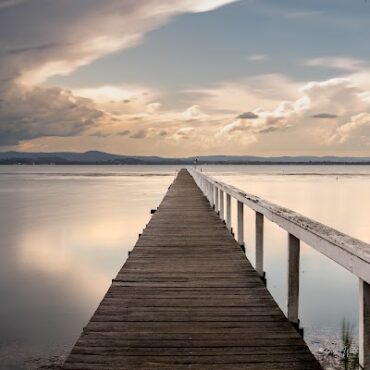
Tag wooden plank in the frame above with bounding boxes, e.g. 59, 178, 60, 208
63, 169, 321, 369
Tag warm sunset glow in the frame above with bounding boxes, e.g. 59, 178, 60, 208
1, 0, 370, 155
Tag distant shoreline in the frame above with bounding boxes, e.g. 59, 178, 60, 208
2, 161, 370, 165
1, 151, 370, 165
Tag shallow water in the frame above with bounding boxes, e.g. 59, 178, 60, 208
0, 164, 369, 367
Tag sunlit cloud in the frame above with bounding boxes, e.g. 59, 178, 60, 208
216, 77, 370, 153
0, 0, 240, 86
1, 0, 370, 156
186, 74, 303, 114
328, 113, 370, 145
146, 102, 162, 113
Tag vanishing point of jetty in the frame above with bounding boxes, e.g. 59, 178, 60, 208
63, 169, 370, 370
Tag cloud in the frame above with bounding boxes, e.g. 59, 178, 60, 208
237, 112, 259, 119
0, 0, 369, 157
130, 129, 147, 139
0, 82, 107, 145
218, 77, 370, 153
301, 78, 367, 115
116, 130, 131, 136
0, 0, 239, 85
311, 113, 338, 119
305, 57, 368, 72
329, 113, 370, 145
4, 73, 370, 155
146, 102, 161, 113
0, 0, 26, 10
12, 72, 370, 156
0, 1, 239, 147
187, 74, 303, 114
284, 10, 322, 19
72, 84, 158, 115
222, 103, 294, 135
247, 54, 268, 62
183, 105, 207, 120
174, 127, 195, 139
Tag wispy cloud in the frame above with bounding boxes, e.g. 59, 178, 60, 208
246, 54, 268, 62
305, 57, 368, 72
0, 0, 27, 10
130, 130, 147, 139
0, 0, 240, 85
283, 10, 322, 19
0, 0, 241, 148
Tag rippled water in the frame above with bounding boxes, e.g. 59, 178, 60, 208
0, 164, 369, 367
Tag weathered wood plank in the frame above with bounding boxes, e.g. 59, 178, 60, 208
63, 169, 320, 369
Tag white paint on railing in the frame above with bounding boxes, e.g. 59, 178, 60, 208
226, 193, 232, 231
287, 233, 300, 325
189, 168, 370, 283
237, 200, 244, 247
189, 168, 370, 369
360, 279, 370, 369
255, 212, 264, 277
214, 185, 219, 212
220, 190, 224, 220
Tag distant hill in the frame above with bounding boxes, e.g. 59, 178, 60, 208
0, 151, 184, 164
0, 151, 369, 165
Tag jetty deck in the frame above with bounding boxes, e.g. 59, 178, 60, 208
63, 169, 321, 370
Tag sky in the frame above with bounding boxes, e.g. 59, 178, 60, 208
0, 0, 370, 157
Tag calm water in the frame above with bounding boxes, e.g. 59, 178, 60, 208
0, 164, 369, 367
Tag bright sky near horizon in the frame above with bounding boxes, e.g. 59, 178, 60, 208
0, 0, 370, 156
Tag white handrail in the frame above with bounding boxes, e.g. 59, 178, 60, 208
188, 168, 370, 369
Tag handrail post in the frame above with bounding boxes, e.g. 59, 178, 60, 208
237, 201, 245, 251
214, 186, 219, 213
226, 193, 231, 231
359, 279, 370, 369
219, 190, 224, 220
287, 233, 301, 332
255, 212, 265, 281
210, 182, 214, 207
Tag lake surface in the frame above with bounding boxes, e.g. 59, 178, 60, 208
0, 164, 369, 368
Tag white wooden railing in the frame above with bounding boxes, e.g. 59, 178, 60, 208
189, 168, 370, 369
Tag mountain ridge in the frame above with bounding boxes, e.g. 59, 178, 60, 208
1, 151, 370, 164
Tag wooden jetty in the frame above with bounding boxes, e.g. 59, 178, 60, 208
63, 169, 323, 369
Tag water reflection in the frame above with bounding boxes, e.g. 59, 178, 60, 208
0, 165, 175, 367
1, 164, 369, 367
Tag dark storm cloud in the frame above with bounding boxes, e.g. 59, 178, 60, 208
311, 113, 338, 119
0, 0, 238, 146
237, 111, 259, 119
0, 83, 106, 145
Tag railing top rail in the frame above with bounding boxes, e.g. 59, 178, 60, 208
189, 168, 370, 283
